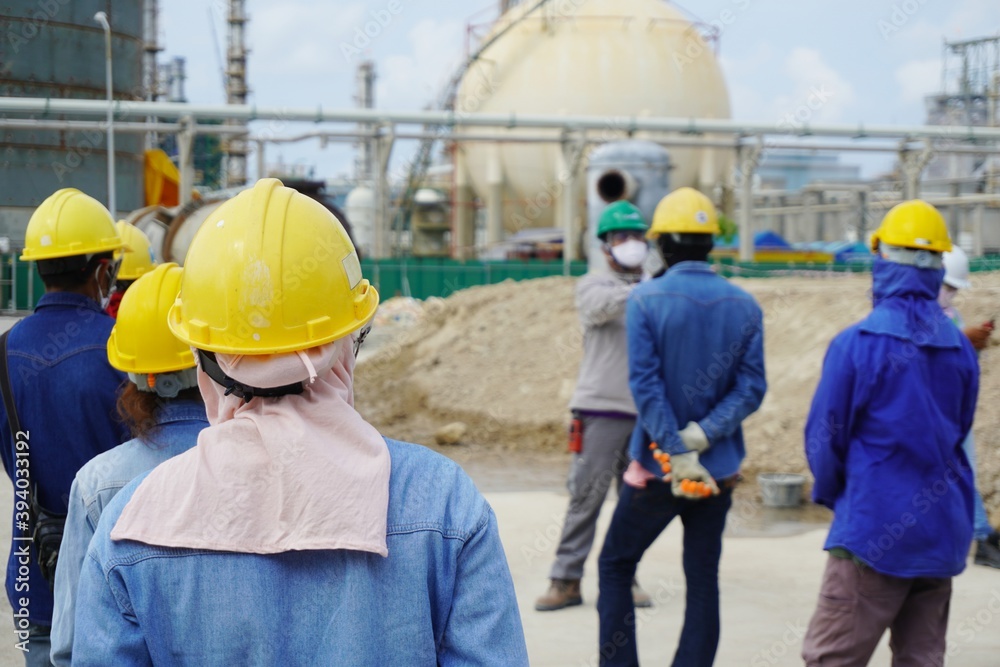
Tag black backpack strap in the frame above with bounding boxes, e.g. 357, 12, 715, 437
0, 328, 23, 441
0, 326, 65, 587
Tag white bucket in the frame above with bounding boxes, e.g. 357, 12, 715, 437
758, 473, 806, 508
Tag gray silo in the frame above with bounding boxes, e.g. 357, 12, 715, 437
0, 0, 145, 241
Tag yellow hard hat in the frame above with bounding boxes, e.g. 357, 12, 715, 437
20, 189, 125, 261
871, 200, 952, 254
116, 221, 157, 281
168, 178, 379, 355
647, 187, 720, 239
108, 263, 195, 374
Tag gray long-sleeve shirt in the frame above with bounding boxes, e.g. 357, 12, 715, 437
568, 270, 638, 415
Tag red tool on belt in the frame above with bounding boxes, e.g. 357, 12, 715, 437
568, 414, 583, 453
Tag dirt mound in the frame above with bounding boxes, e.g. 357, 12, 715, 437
355, 272, 1000, 522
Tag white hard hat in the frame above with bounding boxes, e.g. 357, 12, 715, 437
943, 246, 971, 290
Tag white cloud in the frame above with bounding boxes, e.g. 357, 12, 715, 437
895, 58, 940, 105
376, 18, 465, 110
890, 0, 1000, 54
944, 0, 1000, 38
771, 47, 856, 124
718, 44, 774, 120
250, 2, 367, 79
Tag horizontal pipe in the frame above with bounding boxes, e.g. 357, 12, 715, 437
4, 97, 1000, 141
3, 117, 999, 158
750, 195, 1000, 216
0, 119, 246, 135
258, 131, 1000, 156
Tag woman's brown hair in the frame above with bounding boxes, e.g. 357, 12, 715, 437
117, 382, 202, 444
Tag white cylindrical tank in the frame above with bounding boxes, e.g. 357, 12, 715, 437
454, 0, 732, 233
345, 185, 376, 258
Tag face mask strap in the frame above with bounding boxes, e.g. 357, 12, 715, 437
94, 257, 121, 308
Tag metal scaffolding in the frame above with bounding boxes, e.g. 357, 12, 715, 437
223, 0, 249, 187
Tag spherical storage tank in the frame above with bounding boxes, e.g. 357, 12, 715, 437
454, 0, 732, 234
0, 1, 144, 239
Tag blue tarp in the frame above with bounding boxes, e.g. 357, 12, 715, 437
716, 230, 792, 250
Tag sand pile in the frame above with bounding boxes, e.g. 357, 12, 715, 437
355, 272, 1000, 520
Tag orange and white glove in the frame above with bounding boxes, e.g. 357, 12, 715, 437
670, 451, 719, 499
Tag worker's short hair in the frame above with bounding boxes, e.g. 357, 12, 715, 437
38, 251, 113, 290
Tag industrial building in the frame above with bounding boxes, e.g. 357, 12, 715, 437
2, 0, 1000, 282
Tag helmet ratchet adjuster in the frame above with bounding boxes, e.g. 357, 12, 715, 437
197, 350, 305, 404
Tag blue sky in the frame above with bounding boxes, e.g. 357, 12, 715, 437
159, 0, 1000, 180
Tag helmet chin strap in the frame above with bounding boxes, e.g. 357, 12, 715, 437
197, 350, 304, 404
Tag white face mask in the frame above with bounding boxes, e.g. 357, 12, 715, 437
610, 239, 649, 269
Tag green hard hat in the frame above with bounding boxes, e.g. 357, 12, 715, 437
597, 200, 647, 239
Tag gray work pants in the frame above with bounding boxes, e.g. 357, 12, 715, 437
802, 556, 952, 666
550, 414, 635, 580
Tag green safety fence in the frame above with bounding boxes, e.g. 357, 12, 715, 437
1, 255, 43, 314
359, 258, 589, 300
5, 254, 1000, 311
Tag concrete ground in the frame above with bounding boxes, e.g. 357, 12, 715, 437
495, 491, 1000, 666
0, 485, 994, 666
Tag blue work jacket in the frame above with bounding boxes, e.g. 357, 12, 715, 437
0, 292, 129, 624
806, 259, 979, 578
73, 439, 529, 666
51, 399, 207, 666
627, 261, 767, 480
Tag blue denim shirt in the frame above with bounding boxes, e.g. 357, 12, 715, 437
50, 399, 207, 666
0, 292, 130, 624
73, 439, 529, 666
627, 262, 767, 480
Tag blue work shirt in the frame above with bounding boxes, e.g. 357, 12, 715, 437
627, 261, 767, 480
806, 258, 979, 578
51, 399, 207, 666
73, 439, 528, 666
0, 292, 129, 624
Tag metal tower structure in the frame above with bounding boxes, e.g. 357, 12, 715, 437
223, 0, 249, 186
143, 0, 163, 100
924, 35, 1000, 187
354, 61, 377, 183
143, 0, 164, 149
940, 35, 1000, 127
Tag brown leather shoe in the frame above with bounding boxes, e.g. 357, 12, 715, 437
632, 579, 653, 608
534, 578, 582, 611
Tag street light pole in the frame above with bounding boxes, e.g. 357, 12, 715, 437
93, 11, 116, 216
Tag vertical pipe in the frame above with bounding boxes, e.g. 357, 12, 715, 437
973, 204, 984, 256
373, 126, 395, 259
9, 255, 16, 313
737, 143, 760, 263
857, 190, 869, 243
557, 149, 578, 275
178, 117, 196, 206
486, 146, 504, 248
454, 148, 475, 260
256, 140, 266, 180
95, 13, 116, 216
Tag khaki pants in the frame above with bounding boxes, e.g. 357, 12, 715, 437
802, 555, 952, 666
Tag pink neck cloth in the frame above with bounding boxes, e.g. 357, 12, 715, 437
111, 337, 391, 556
